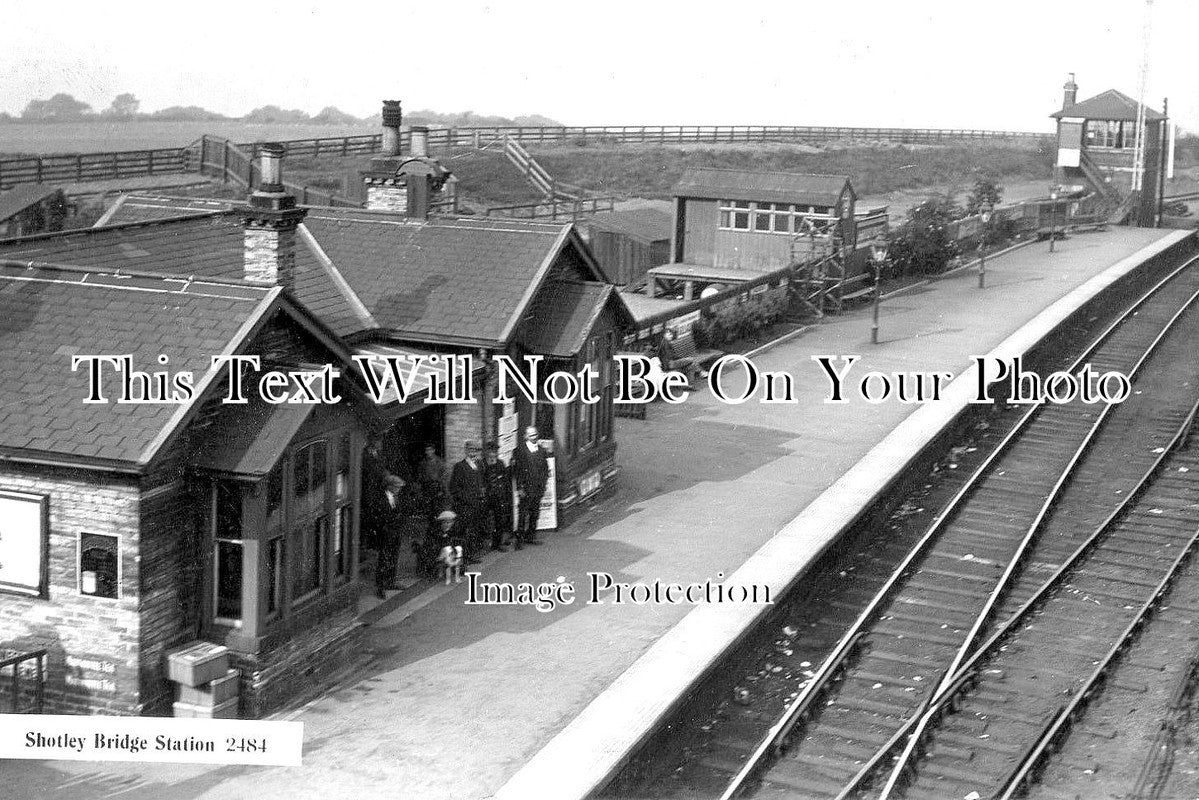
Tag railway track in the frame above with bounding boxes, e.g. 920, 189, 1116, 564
669, 255, 1199, 800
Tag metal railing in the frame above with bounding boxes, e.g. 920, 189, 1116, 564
0, 649, 47, 713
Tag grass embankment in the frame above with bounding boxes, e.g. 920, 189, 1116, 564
275, 140, 1056, 212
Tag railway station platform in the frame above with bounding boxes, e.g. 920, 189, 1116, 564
7, 227, 1194, 800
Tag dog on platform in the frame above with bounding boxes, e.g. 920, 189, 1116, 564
438, 541, 464, 585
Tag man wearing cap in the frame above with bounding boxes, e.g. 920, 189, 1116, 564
375, 474, 415, 599
483, 441, 513, 552
422, 509, 464, 579
512, 426, 550, 547
449, 441, 487, 564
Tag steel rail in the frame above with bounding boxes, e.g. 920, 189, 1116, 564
834, 380, 1199, 800
717, 253, 1199, 800
872, 276, 1199, 800
993, 404, 1199, 798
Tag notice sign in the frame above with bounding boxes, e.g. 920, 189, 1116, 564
0, 714, 303, 766
0, 491, 46, 595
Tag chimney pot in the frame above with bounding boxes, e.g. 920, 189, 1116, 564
411, 126, 429, 158
381, 100, 402, 157
257, 142, 285, 190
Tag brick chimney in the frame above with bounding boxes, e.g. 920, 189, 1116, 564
1062, 73, 1078, 110
238, 143, 307, 290
362, 100, 409, 212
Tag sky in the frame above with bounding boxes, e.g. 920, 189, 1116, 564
3, 0, 1197, 133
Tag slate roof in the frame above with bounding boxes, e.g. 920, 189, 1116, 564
519, 281, 620, 358
302, 209, 578, 347
673, 168, 853, 205
585, 207, 673, 244
97, 194, 234, 226
191, 397, 315, 478
1051, 89, 1165, 122
0, 213, 374, 339
0, 184, 63, 223
0, 262, 273, 469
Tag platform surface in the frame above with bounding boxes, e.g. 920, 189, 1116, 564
6, 228, 1188, 800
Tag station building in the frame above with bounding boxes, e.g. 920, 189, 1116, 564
0, 200, 389, 715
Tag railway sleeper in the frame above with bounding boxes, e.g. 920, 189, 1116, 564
872, 620, 969, 648
911, 562, 1004, 583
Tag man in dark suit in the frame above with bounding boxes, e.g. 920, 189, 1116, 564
449, 441, 487, 564
375, 474, 414, 599
512, 426, 550, 548
483, 441, 513, 552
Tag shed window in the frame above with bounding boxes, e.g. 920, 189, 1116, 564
719, 200, 751, 230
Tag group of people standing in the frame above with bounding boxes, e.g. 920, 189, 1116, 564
362, 426, 552, 598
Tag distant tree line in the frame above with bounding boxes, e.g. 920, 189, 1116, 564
0, 93, 562, 127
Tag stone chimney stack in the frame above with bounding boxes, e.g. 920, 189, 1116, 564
239, 143, 307, 290
360, 100, 452, 218
1063, 73, 1078, 110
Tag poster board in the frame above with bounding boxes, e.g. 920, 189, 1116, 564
0, 491, 47, 596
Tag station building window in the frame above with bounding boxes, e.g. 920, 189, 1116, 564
204, 426, 360, 634
78, 532, 119, 599
213, 480, 244, 625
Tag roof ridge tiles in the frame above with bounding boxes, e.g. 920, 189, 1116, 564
0, 209, 235, 247
0, 258, 269, 300
684, 166, 851, 179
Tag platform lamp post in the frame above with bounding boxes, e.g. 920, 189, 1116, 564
978, 205, 993, 289
871, 241, 888, 345
1048, 190, 1059, 253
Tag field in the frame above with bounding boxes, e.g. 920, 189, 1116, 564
277, 140, 1058, 213
0, 120, 375, 156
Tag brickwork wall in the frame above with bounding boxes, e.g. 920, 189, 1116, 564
231, 610, 364, 718
442, 371, 492, 464
0, 464, 142, 714
137, 454, 205, 715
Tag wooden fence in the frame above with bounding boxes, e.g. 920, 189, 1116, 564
484, 196, 618, 221
0, 148, 188, 189
0, 124, 1050, 190
188, 135, 360, 207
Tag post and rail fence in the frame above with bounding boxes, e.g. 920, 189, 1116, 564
0, 124, 1054, 191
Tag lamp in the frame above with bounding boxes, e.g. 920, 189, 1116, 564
1049, 190, 1059, 253
978, 206, 993, 288
870, 242, 889, 345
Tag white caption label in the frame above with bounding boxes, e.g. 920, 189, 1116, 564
0, 714, 302, 766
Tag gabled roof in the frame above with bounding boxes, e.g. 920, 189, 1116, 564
0, 183, 63, 223
519, 282, 631, 358
585, 207, 673, 244
0, 199, 618, 353
1051, 89, 1165, 122
673, 168, 853, 206
0, 261, 276, 471
301, 208, 603, 348
0, 212, 375, 338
